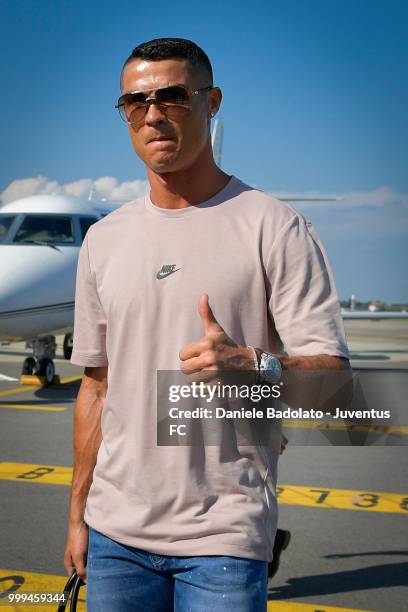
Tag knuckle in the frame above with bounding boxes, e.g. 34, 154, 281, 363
204, 350, 216, 365
75, 561, 85, 574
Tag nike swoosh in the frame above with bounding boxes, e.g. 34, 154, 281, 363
156, 268, 181, 280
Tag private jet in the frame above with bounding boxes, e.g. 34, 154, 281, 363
0, 193, 118, 382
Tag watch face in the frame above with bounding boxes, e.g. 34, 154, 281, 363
260, 353, 282, 383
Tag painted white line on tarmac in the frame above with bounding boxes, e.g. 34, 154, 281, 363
0, 374, 19, 381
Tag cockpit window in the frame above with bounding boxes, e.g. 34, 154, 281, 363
13, 215, 74, 244
0, 215, 16, 243
79, 216, 98, 241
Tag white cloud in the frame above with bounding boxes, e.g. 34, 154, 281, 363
0, 175, 148, 205
96, 178, 148, 201
62, 179, 94, 199
1, 176, 60, 203
93, 177, 119, 198
1, 176, 406, 210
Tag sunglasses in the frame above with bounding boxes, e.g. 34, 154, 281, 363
115, 85, 213, 125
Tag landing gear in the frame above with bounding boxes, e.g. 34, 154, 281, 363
22, 356, 36, 375
63, 333, 73, 360
35, 358, 55, 385
23, 335, 57, 385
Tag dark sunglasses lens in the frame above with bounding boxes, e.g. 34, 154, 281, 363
117, 93, 147, 123
129, 92, 148, 104
157, 86, 190, 105
118, 92, 147, 107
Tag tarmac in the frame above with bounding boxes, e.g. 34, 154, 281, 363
0, 319, 407, 611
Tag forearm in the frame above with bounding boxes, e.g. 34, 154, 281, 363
182, 335, 352, 412
247, 349, 352, 412
228, 347, 350, 372
265, 352, 352, 412
278, 354, 350, 372
69, 369, 107, 524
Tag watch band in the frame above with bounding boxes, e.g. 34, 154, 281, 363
246, 345, 260, 383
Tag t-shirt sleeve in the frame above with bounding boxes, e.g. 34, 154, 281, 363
266, 213, 349, 358
70, 229, 109, 367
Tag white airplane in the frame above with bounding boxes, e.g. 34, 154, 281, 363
1, 119, 406, 384
0, 193, 119, 382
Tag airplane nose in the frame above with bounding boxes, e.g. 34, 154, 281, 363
0, 245, 78, 341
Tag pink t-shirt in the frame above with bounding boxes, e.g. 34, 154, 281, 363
70, 175, 349, 561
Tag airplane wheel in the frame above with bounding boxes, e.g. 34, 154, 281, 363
35, 358, 55, 385
22, 356, 36, 375
63, 333, 73, 360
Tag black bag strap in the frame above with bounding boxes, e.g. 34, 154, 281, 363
57, 571, 85, 612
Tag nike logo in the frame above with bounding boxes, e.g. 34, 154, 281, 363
156, 264, 181, 280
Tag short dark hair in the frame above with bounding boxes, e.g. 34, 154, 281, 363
120, 37, 213, 90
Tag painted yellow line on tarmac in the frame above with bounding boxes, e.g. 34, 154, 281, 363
0, 403, 66, 412
0, 568, 371, 612
277, 484, 408, 514
268, 602, 372, 612
0, 568, 86, 611
59, 375, 83, 384
1, 462, 407, 515
0, 375, 82, 399
0, 385, 38, 398
0, 376, 82, 397
0, 463, 73, 486
283, 419, 408, 436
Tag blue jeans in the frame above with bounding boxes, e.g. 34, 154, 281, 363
86, 526, 268, 611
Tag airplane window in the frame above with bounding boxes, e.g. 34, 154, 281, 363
13, 215, 74, 244
0, 215, 16, 243
79, 216, 98, 241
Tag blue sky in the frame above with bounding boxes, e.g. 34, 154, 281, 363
0, 0, 407, 302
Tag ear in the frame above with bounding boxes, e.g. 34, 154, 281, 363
209, 86, 222, 117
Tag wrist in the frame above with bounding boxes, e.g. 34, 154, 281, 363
254, 348, 262, 365
246, 346, 260, 383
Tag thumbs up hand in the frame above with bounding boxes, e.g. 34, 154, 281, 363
198, 292, 224, 336
179, 293, 255, 382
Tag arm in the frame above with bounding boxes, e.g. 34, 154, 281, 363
272, 353, 348, 372
64, 365, 108, 582
181, 331, 352, 412
253, 350, 352, 413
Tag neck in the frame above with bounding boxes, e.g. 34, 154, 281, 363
147, 143, 231, 209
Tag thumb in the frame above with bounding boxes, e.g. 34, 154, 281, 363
199, 294, 223, 335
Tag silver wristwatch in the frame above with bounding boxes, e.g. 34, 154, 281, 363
258, 351, 282, 385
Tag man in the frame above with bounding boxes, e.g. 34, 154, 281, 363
64, 38, 350, 611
